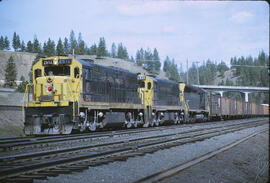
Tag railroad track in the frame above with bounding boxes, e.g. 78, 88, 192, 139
135, 128, 268, 183
0, 119, 267, 183
0, 118, 264, 153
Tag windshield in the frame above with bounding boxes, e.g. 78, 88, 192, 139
139, 81, 145, 88
44, 66, 70, 76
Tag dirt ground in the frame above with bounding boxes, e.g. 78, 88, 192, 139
159, 130, 269, 183
0, 109, 24, 138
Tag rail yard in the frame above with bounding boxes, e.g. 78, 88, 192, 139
0, 55, 268, 183
0, 117, 268, 182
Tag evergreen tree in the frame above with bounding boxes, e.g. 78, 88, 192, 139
97, 37, 108, 57
111, 42, 116, 58
130, 56, 135, 62
135, 48, 144, 66
69, 30, 77, 54
88, 43, 97, 55
163, 56, 170, 72
33, 37, 42, 54
12, 32, 21, 51
20, 41, 25, 52
144, 48, 155, 73
63, 37, 69, 55
12, 32, 18, 51
5, 56, 17, 87
77, 33, 86, 55
153, 48, 161, 72
16, 76, 29, 93
217, 61, 229, 77
56, 38, 64, 56
26, 41, 33, 52
0, 36, 4, 50
43, 38, 56, 56
4, 36, 10, 50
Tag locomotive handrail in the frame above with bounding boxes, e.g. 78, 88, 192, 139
22, 83, 33, 122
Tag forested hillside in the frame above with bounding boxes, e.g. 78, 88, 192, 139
182, 51, 269, 103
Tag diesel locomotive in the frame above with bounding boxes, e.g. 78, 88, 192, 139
23, 56, 268, 135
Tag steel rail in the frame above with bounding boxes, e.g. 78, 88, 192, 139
0, 119, 267, 182
134, 128, 268, 183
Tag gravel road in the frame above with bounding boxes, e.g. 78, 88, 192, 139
35, 121, 269, 183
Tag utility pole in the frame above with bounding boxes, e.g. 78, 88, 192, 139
195, 61, 200, 85
186, 59, 189, 84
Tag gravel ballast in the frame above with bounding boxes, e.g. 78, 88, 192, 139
35, 121, 269, 183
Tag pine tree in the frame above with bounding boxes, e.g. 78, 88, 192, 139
5, 56, 17, 87
16, 75, 29, 93
56, 38, 64, 56
63, 37, 69, 55
153, 48, 161, 72
33, 37, 41, 54
12, 32, 18, 51
88, 44, 97, 55
26, 41, 33, 52
43, 38, 55, 56
12, 32, 20, 51
130, 56, 135, 62
4, 36, 10, 50
163, 56, 170, 72
97, 37, 108, 57
77, 33, 85, 55
144, 48, 155, 73
111, 43, 116, 58
0, 36, 4, 50
69, 30, 77, 54
20, 41, 25, 52
135, 49, 144, 66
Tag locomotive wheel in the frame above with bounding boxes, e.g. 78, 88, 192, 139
150, 119, 155, 127
126, 122, 132, 128
154, 120, 159, 126
125, 112, 133, 128
89, 122, 96, 131
143, 122, 149, 128
133, 121, 138, 128
173, 114, 179, 125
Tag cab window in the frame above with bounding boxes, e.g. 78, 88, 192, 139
74, 67, 80, 78
34, 69, 41, 79
147, 82, 151, 90
139, 81, 145, 88
44, 66, 70, 76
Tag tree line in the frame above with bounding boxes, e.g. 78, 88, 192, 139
182, 51, 269, 103
1, 31, 182, 82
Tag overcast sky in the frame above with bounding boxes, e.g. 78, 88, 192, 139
0, 0, 268, 69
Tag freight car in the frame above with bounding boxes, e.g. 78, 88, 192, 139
23, 56, 268, 135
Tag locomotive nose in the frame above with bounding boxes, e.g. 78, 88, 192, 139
48, 86, 53, 91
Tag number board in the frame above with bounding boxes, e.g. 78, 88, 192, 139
58, 59, 72, 64
137, 75, 146, 80
42, 59, 53, 65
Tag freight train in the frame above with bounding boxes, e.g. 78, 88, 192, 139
22, 56, 269, 135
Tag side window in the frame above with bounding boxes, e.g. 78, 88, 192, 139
74, 67, 80, 78
147, 82, 151, 90
34, 69, 41, 79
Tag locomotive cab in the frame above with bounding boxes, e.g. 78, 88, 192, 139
23, 57, 82, 135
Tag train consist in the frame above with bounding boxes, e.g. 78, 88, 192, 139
23, 56, 269, 135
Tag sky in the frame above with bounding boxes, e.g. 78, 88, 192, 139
0, 0, 269, 70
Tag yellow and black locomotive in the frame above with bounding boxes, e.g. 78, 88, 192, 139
23, 56, 186, 135
23, 56, 268, 135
